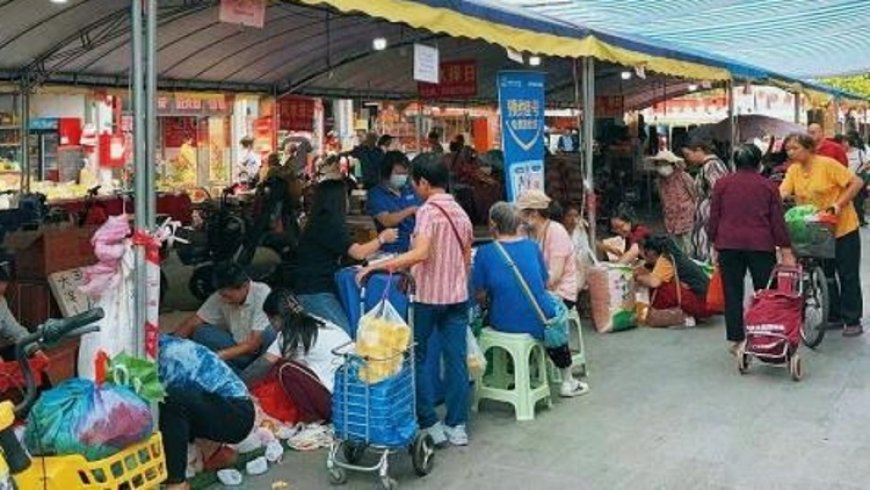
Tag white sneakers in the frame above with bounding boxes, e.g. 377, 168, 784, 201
560, 378, 590, 398
444, 424, 469, 446
423, 422, 468, 447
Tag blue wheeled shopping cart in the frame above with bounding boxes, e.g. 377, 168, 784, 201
327, 270, 435, 489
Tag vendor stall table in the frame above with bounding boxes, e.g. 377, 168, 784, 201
53, 192, 193, 225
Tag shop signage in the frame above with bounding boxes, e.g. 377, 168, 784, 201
497, 71, 546, 201
413, 44, 440, 84
418, 60, 477, 99
219, 0, 266, 28
277, 96, 315, 132
157, 94, 231, 116
595, 95, 625, 118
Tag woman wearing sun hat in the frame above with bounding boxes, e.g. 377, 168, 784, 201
648, 149, 697, 254
515, 189, 579, 309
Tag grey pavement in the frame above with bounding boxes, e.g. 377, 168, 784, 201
162, 230, 870, 490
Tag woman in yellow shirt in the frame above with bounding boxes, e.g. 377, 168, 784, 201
780, 133, 865, 337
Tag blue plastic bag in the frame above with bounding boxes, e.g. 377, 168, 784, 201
25, 378, 153, 461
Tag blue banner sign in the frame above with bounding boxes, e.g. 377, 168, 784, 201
497, 71, 546, 202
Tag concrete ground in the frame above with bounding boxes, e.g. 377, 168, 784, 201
161, 231, 870, 490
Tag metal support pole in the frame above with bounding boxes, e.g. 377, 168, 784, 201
415, 101, 422, 153
727, 80, 736, 169
131, 0, 147, 360
19, 79, 29, 192
582, 57, 595, 246
146, 0, 157, 228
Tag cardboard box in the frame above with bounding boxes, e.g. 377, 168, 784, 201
5, 225, 98, 280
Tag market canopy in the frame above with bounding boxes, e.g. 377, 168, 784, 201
0, 0, 858, 104
500, 0, 870, 79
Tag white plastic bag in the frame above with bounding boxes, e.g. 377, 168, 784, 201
78, 216, 136, 380
355, 299, 410, 383
466, 327, 486, 380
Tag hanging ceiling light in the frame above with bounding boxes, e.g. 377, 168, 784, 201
528, 56, 542, 66
50, 0, 68, 3
620, 71, 632, 80
687, 84, 699, 92
372, 37, 388, 51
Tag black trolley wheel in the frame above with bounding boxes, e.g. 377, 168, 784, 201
411, 433, 435, 477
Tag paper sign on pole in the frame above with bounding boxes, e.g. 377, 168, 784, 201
219, 0, 267, 28
413, 44, 440, 84
498, 71, 546, 201
506, 48, 524, 64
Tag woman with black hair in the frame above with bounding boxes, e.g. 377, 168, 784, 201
242, 289, 350, 423
682, 137, 730, 262
291, 175, 398, 332
709, 144, 794, 353
601, 208, 651, 264
635, 235, 712, 325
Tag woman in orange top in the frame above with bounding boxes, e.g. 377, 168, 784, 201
780, 133, 865, 337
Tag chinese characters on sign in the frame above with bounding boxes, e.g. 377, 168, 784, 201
418, 60, 477, 99
277, 96, 315, 132
498, 71, 546, 201
156, 94, 230, 116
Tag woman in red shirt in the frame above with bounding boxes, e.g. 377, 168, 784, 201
708, 144, 795, 354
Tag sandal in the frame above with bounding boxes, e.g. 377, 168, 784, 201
203, 445, 238, 472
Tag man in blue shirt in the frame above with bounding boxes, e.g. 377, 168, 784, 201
367, 151, 422, 254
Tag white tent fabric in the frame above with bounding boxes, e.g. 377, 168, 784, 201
502, 0, 870, 78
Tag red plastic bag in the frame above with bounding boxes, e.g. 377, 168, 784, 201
250, 368, 299, 424
706, 267, 725, 314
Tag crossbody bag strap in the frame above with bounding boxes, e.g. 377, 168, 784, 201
429, 201, 471, 269
493, 241, 549, 325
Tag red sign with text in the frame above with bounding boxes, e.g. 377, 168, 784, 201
418, 60, 477, 99
595, 96, 625, 118
277, 97, 315, 132
219, 0, 266, 28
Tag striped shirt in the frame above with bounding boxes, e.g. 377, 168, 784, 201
412, 193, 473, 305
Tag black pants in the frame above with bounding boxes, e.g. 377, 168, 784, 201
160, 387, 255, 483
718, 249, 777, 342
825, 230, 863, 327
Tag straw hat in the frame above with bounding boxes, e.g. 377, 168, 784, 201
646, 149, 685, 165
515, 189, 552, 210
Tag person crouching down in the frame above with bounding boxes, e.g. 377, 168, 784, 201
241, 289, 351, 423
635, 235, 712, 326
174, 262, 276, 372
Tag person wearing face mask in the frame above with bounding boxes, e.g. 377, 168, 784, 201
516, 190, 579, 310
649, 150, 696, 254
368, 151, 422, 254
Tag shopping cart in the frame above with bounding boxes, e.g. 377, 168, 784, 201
326, 270, 435, 489
736, 266, 805, 381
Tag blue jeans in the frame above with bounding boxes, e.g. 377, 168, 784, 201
192, 325, 277, 372
414, 302, 469, 429
297, 293, 352, 334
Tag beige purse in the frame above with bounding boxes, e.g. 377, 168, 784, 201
644, 255, 687, 328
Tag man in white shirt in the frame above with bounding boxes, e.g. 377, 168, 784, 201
237, 136, 261, 183
174, 262, 275, 371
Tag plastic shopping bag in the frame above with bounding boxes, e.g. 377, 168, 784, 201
466, 327, 487, 380
100, 352, 167, 403
706, 267, 725, 314
25, 378, 153, 461
355, 298, 411, 383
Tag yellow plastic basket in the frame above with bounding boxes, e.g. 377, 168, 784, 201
22, 431, 166, 490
